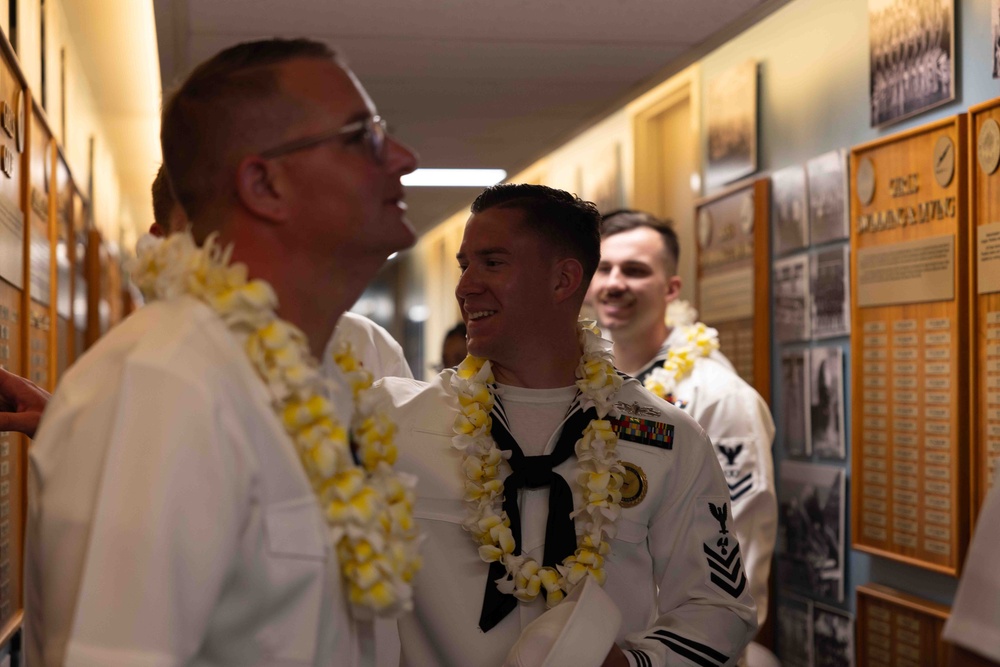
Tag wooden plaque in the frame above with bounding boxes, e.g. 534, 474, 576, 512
54, 153, 71, 379
856, 583, 950, 667
968, 97, 1000, 520
0, 38, 28, 645
25, 105, 55, 391
849, 115, 970, 575
694, 177, 771, 403
0, 281, 23, 643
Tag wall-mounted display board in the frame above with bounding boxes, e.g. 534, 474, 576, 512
26, 104, 53, 392
54, 152, 71, 379
969, 97, 1000, 519
856, 583, 950, 666
694, 177, 771, 402
850, 114, 970, 576
71, 188, 87, 359
0, 43, 24, 648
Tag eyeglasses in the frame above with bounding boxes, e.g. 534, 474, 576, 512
258, 114, 388, 164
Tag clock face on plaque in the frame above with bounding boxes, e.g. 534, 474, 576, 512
857, 157, 876, 206
932, 135, 955, 188
978, 118, 1000, 176
739, 193, 755, 235
697, 209, 713, 250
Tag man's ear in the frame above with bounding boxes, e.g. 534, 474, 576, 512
553, 257, 584, 304
234, 155, 288, 224
665, 274, 683, 305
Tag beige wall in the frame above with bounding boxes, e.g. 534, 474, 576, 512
412, 66, 701, 370
11, 0, 145, 252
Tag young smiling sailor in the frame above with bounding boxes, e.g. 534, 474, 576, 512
373, 184, 757, 667
586, 211, 776, 646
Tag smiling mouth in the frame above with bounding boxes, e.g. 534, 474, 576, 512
467, 310, 496, 321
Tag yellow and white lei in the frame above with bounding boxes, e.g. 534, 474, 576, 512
450, 321, 625, 607
129, 231, 420, 618
643, 322, 719, 403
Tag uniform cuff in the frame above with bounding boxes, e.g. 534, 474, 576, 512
626, 648, 654, 667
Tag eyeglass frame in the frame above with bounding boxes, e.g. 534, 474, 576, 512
257, 114, 388, 164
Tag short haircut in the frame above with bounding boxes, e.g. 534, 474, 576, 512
470, 183, 601, 285
161, 38, 337, 228
445, 322, 467, 339
600, 209, 680, 272
150, 164, 175, 227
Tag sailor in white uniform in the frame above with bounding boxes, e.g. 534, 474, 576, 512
587, 210, 777, 638
375, 185, 757, 667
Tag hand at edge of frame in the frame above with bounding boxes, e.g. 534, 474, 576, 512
0, 366, 51, 438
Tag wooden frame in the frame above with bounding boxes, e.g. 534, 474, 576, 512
856, 583, 950, 666
967, 96, 1000, 523
693, 177, 771, 404
0, 28, 28, 647
849, 114, 970, 576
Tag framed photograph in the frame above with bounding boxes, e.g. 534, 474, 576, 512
774, 254, 811, 343
781, 349, 811, 458
706, 60, 758, 190
810, 246, 851, 339
813, 603, 856, 667
810, 346, 845, 460
777, 595, 813, 667
807, 150, 849, 244
869, 0, 955, 127
777, 461, 846, 602
579, 142, 625, 215
772, 164, 809, 255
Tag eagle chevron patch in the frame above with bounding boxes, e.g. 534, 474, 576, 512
703, 501, 748, 599
610, 415, 674, 449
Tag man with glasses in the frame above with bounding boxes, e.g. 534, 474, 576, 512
26, 38, 417, 666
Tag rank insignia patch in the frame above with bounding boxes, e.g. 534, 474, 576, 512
702, 501, 748, 599
611, 415, 674, 449
620, 461, 648, 508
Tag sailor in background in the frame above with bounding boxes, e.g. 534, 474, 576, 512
587, 210, 777, 654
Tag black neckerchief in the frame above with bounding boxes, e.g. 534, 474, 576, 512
478, 391, 597, 632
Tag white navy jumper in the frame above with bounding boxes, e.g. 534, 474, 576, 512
634, 327, 777, 630
373, 371, 757, 667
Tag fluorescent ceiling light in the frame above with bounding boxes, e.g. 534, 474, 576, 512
402, 169, 507, 187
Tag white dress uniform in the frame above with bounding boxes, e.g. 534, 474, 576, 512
329, 312, 413, 381
634, 328, 777, 630
373, 372, 757, 667
25, 296, 365, 667
326, 311, 411, 667
942, 484, 1000, 662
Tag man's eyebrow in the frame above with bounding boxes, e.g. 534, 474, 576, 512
455, 247, 511, 261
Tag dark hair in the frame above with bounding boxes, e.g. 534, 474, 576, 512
161, 38, 337, 226
150, 164, 176, 227
470, 183, 601, 283
600, 209, 680, 271
445, 322, 467, 339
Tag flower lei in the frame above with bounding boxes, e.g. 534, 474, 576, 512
128, 231, 420, 618
643, 322, 719, 404
450, 321, 624, 607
